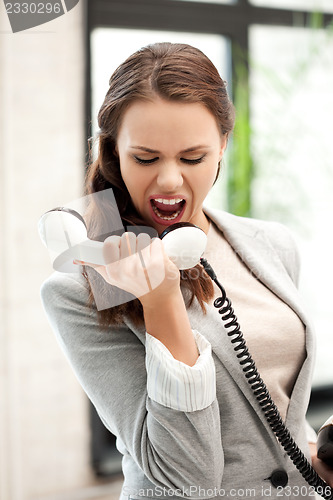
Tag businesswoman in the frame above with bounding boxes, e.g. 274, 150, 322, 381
41, 42, 333, 499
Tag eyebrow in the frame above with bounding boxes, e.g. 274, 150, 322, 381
129, 145, 211, 154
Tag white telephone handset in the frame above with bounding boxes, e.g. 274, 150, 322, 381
38, 207, 207, 272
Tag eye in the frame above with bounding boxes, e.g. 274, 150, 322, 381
181, 155, 206, 165
134, 156, 159, 165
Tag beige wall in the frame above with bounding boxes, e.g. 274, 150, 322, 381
0, 3, 122, 499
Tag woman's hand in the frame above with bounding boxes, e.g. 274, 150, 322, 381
76, 232, 181, 306
76, 231, 199, 365
309, 442, 333, 487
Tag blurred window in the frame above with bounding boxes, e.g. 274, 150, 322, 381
250, 24, 333, 386
249, 0, 333, 12
169, 0, 236, 3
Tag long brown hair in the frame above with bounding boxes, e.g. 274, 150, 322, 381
84, 42, 235, 328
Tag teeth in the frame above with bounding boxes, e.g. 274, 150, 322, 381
154, 198, 184, 205
152, 204, 182, 221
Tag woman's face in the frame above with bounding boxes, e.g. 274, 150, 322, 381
116, 97, 226, 234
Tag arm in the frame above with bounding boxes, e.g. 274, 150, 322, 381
141, 288, 199, 367
86, 233, 199, 366
40, 273, 224, 494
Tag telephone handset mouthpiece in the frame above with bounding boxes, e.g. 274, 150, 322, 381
38, 207, 207, 272
159, 222, 207, 270
317, 415, 333, 466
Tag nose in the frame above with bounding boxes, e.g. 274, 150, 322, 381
156, 162, 183, 192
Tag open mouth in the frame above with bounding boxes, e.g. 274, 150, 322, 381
149, 198, 186, 223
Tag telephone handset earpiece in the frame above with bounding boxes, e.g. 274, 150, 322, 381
38, 207, 107, 273
38, 207, 207, 272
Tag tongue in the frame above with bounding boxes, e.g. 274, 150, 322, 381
152, 199, 184, 213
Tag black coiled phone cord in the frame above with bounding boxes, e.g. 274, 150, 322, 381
200, 257, 333, 500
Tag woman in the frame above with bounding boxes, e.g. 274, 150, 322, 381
41, 42, 333, 499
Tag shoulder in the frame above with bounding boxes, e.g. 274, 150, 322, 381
230, 212, 298, 253
40, 270, 144, 371
205, 206, 297, 243
204, 206, 301, 285
40, 271, 144, 344
40, 271, 90, 313
40, 271, 101, 348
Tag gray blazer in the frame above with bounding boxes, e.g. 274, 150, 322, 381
40, 207, 317, 500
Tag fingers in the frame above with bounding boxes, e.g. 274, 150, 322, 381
103, 235, 121, 264
149, 236, 164, 258
76, 233, 168, 294
103, 232, 153, 265
120, 232, 136, 258
137, 232, 151, 254
142, 238, 166, 290
74, 232, 180, 302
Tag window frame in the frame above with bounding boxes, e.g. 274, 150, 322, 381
83, 0, 333, 215
84, 0, 333, 140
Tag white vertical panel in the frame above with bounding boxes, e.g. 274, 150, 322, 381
249, 0, 333, 13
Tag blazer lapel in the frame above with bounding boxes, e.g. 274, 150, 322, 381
203, 206, 308, 326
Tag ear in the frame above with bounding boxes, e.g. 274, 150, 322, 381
218, 135, 227, 162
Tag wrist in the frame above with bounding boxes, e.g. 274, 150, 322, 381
139, 286, 184, 312
141, 289, 198, 366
